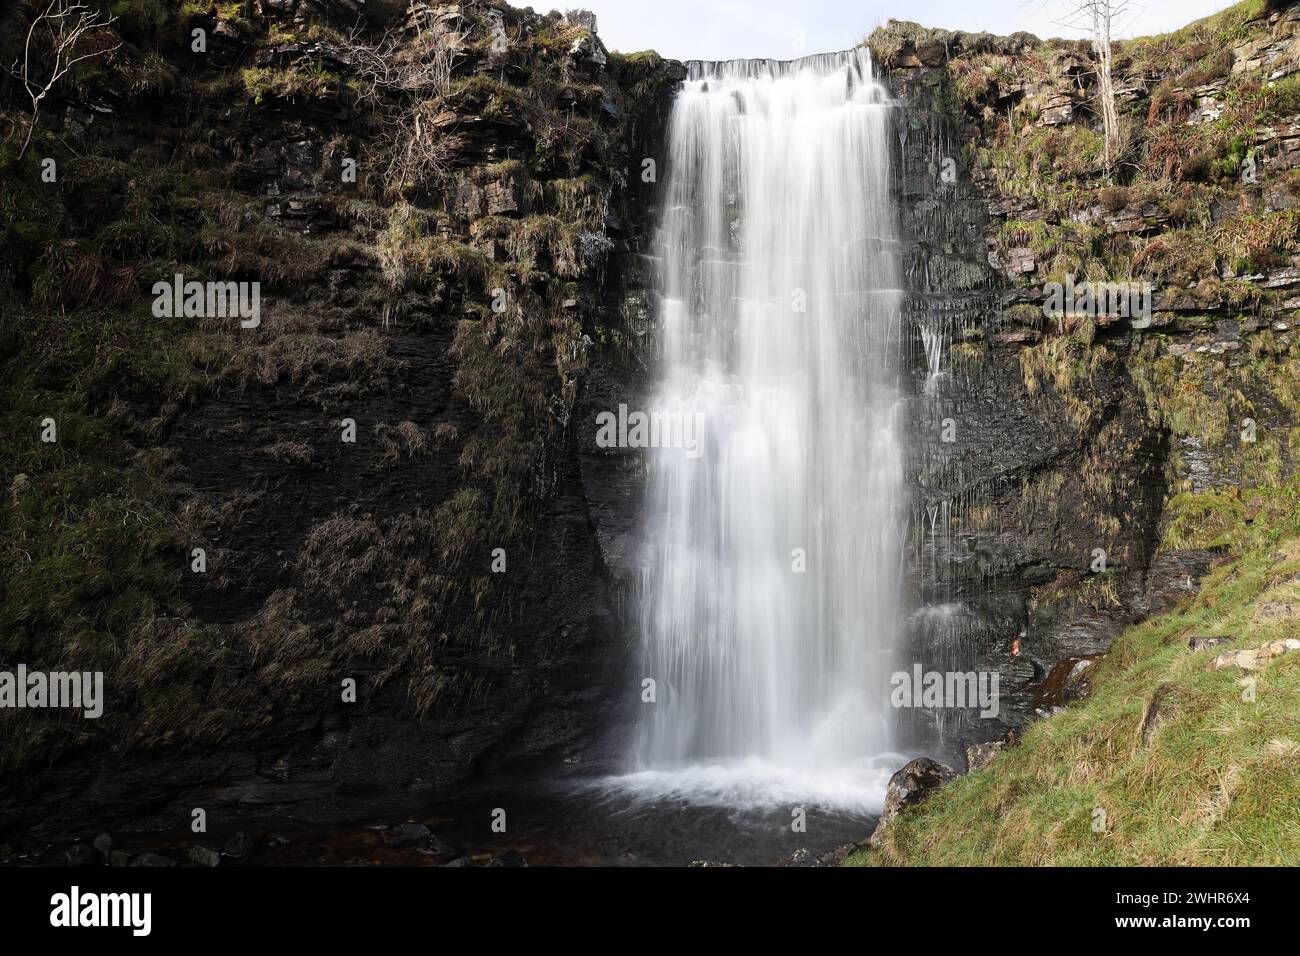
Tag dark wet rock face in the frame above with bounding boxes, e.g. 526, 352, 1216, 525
888, 59, 1169, 754
881, 38, 1264, 760
0, 2, 682, 843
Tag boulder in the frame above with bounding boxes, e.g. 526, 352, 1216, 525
869, 758, 958, 846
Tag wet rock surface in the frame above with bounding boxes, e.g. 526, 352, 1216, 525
0, 1, 682, 845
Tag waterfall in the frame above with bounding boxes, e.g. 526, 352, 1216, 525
620, 49, 908, 812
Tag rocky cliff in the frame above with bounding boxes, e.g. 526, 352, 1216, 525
879, 0, 1300, 758
2, 0, 1297, 854
0, 0, 680, 840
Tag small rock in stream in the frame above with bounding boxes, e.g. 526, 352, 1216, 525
383, 822, 431, 848
419, 834, 458, 858
188, 845, 222, 867
222, 831, 255, 860
44, 844, 97, 868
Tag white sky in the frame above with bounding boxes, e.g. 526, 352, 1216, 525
563, 0, 1242, 60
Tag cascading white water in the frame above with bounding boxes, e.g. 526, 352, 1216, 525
619, 50, 908, 812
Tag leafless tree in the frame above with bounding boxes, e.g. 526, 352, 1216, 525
10, 1, 122, 158
1052, 0, 1142, 173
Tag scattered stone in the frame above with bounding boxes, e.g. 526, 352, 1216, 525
567, 31, 607, 74
1140, 683, 1176, 745
817, 842, 864, 866
688, 860, 738, 867
1036, 92, 1075, 126
109, 850, 131, 868
965, 740, 1005, 773
781, 847, 820, 867
1253, 601, 1298, 622
1207, 638, 1300, 672
420, 834, 458, 858
221, 831, 255, 860
1188, 635, 1233, 651
129, 852, 178, 867
383, 822, 431, 848
44, 844, 97, 868
92, 832, 112, 860
188, 845, 222, 867
442, 857, 472, 867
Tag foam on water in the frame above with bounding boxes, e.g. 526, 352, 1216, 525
591, 753, 908, 816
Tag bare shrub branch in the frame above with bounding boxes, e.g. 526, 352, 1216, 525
10, 1, 122, 157
336, 21, 461, 196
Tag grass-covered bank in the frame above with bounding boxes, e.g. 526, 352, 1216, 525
849, 477, 1300, 866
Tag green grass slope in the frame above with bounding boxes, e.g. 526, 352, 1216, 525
850, 480, 1300, 866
